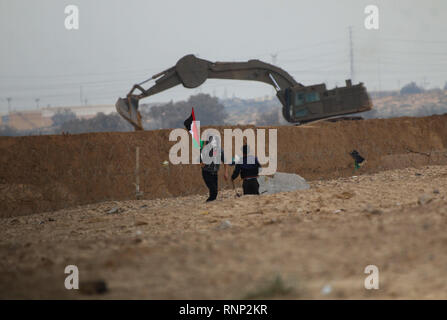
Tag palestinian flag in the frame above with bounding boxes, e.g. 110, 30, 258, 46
184, 108, 203, 149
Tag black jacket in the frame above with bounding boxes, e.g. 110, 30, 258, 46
231, 155, 260, 180
200, 145, 225, 174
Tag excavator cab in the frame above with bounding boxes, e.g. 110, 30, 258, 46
279, 80, 372, 123
116, 54, 372, 130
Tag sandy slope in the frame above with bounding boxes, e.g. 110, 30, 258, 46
1, 165, 447, 299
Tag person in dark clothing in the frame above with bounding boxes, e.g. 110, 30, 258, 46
200, 135, 228, 202
350, 150, 366, 170
231, 145, 261, 195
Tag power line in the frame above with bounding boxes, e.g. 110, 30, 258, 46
370, 37, 447, 45
0, 67, 160, 80
279, 52, 346, 63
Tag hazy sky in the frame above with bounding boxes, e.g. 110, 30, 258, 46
1, 0, 446, 112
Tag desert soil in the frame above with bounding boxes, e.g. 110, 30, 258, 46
1, 165, 447, 299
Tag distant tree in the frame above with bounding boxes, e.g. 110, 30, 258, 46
400, 82, 424, 95
0, 125, 20, 136
256, 109, 280, 126
144, 94, 228, 129
58, 112, 132, 134
0, 125, 49, 136
444, 81, 447, 90
359, 108, 379, 119
51, 109, 77, 126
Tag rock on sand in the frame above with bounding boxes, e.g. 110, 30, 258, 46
258, 172, 310, 195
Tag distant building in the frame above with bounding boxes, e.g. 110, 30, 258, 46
0, 104, 116, 130
0, 110, 52, 131
41, 104, 116, 119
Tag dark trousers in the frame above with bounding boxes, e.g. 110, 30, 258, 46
202, 170, 218, 202
242, 178, 260, 195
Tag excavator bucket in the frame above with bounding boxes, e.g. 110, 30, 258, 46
115, 97, 143, 130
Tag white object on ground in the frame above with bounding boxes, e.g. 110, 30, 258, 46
321, 284, 332, 295
258, 172, 310, 195
216, 220, 232, 230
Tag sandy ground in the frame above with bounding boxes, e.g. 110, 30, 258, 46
1, 165, 447, 299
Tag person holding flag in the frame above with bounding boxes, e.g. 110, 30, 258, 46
184, 108, 229, 202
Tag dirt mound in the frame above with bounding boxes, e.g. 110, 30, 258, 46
1, 115, 446, 217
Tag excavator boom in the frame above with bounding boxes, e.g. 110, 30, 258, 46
116, 54, 372, 130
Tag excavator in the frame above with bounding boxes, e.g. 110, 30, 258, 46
116, 54, 372, 130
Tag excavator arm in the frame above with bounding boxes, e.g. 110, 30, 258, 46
116, 54, 372, 130
116, 54, 302, 130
